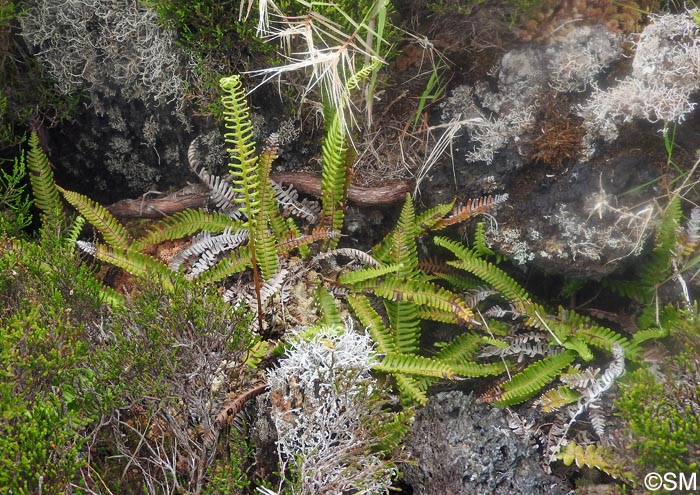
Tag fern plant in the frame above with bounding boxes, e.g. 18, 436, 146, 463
52, 75, 342, 334
320, 189, 675, 411
435, 233, 649, 407
14, 133, 125, 308
324, 193, 510, 405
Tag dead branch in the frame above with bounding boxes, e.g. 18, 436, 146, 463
106, 174, 413, 218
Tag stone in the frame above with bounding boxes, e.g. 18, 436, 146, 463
402, 391, 573, 495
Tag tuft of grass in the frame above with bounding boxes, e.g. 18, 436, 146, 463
243, 0, 395, 133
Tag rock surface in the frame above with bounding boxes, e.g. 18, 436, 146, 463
402, 391, 573, 495
417, 12, 700, 278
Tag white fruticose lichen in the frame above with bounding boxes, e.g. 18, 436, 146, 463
267, 322, 398, 495
579, 9, 700, 146
440, 24, 619, 165
485, 226, 535, 265
554, 202, 652, 262
20, 0, 189, 107
546, 25, 620, 93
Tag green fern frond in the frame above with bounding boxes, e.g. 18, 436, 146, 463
556, 308, 634, 359
316, 286, 342, 327
99, 284, 126, 309
257, 135, 287, 240
254, 230, 278, 280
417, 201, 455, 232
558, 441, 633, 481
496, 351, 576, 407
385, 300, 421, 354
472, 221, 496, 257
64, 216, 85, 255
452, 361, 506, 377
438, 236, 530, 307
637, 302, 689, 332
537, 386, 580, 412
371, 275, 476, 325
132, 209, 242, 251
256, 134, 279, 189
641, 195, 682, 283
601, 279, 649, 300
434, 271, 482, 291
26, 132, 62, 229
347, 294, 395, 354
375, 353, 456, 379
338, 263, 404, 286
435, 332, 484, 362
559, 335, 594, 361
416, 306, 462, 324
372, 201, 455, 263
392, 195, 419, 277
196, 245, 252, 283
320, 107, 349, 248
262, 183, 289, 242
345, 60, 382, 91
78, 242, 178, 291
395, 373, 428, 406
58, 187, 130, 249
373, 409, 413, 453
576, 325, 633, 359
629, 326, 668, 349
220, 76, 260, 226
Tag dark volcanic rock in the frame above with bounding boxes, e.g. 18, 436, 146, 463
403, 391, 573, 495
418, 16, 700, 278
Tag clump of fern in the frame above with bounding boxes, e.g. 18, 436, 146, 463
316, 192, 510, 405
320, 188, 676, 424
52, 69, 391, 338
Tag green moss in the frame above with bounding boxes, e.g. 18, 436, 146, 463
615, 362, 700, 473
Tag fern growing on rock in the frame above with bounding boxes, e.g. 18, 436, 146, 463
319, 189, 674, 414
56, 76, 338, 333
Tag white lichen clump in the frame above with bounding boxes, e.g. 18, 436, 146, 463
20, 0, 188, 107
440, 25, 619, 165
579, 9, 700, 145
267, 323, 397, 495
